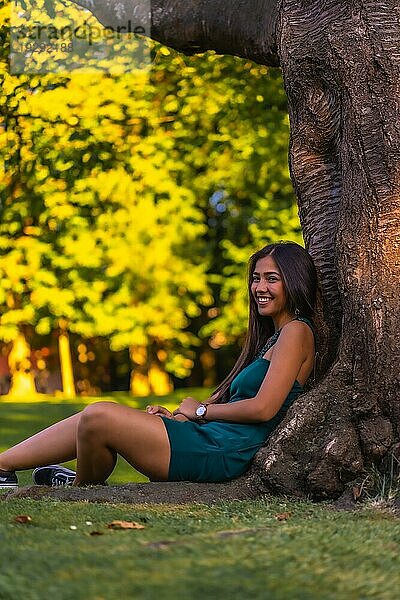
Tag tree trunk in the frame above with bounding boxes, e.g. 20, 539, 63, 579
5, 332, 38, 399
58, 331, 76, 399
130, 345, 173, 396
245, 0, 400, 500
69, 0, 400, 499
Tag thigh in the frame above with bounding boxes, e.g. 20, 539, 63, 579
84, 402, 171, 481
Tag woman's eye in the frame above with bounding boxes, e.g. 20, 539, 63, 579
252, 275, 279, 283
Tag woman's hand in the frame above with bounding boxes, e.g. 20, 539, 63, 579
146, 405, 173, 418
146, 405, 190, 422
173, 397, 202, 421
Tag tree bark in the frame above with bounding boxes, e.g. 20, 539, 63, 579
69, 0, 400, 499
247, 0, 400, 500
73, 0, 280, 65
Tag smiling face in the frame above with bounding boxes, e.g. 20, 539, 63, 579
251, 254, 293, 330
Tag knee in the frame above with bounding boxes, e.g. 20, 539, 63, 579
78, 402, 114, 439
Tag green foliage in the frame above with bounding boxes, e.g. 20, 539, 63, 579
148, 48, 302, 346
1, 2, 302, 379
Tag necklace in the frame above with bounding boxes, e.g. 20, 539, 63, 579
254, 316, 313, 361
254, 329, 281, 360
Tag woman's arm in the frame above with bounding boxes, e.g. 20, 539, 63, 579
176, 321, 310, 423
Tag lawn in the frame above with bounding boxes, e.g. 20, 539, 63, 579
1, 392, 400, 600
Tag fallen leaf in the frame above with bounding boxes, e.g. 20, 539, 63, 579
107, 520, 145, 530
14, 515, 32, 524
275, 512, 292, 521
352, 485, 362, 501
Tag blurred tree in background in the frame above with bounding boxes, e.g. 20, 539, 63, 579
0, 1, 301, 397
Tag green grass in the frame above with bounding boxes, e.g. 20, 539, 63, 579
1, 498, 400, 600
1, 393, 400, 600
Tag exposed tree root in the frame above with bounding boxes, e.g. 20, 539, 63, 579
246, 373, 368, 500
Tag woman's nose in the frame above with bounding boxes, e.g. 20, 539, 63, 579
256, 280, 268, 292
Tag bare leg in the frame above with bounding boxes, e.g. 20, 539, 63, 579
0, 402, 172, 485
0, 413, 81, 472
75, 402, 171, 485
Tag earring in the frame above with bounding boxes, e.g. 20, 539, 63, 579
295, 308, 300, 316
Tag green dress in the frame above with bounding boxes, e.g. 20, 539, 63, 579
161, 358, 305, 483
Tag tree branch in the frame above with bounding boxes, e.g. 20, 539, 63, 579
70, 0, 281, 65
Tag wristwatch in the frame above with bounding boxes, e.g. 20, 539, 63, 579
195, 403, 208, 422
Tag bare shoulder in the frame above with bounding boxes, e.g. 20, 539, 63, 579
281, 319, 314, 339
262, 318, 315, 389
275, 319, 315, 357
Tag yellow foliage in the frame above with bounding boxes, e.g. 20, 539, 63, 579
1, 9, 299, 387
130, 346, 147, 366
148, 364, 173, 395
130, 371, 151, 397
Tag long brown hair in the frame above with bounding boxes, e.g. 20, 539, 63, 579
209, 241, 318, 404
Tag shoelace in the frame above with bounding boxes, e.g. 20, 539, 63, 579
51, 472, 74, 486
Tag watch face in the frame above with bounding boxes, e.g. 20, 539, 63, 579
196, 405, 206, 417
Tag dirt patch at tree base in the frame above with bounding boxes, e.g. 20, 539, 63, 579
2, 480, 258, 505
3, 482, 398, 516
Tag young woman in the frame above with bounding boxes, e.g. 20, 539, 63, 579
0, 241, 317, 489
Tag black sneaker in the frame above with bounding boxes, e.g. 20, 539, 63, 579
32, 465, 76, 487
0, 470, 18, 489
